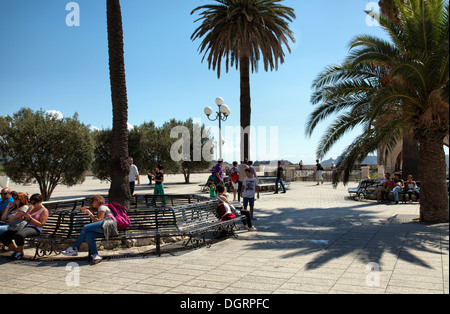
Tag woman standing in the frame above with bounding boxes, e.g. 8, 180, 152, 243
62, 195, 118, 264
148, 165, 166, 207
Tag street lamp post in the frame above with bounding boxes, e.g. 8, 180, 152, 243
204, 97, 231, 161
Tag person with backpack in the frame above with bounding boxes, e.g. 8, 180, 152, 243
230, 161, 239, 201
62, 195, 123, 264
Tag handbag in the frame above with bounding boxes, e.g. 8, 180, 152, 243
7, 207, 45, 232
8, 220, 28, 232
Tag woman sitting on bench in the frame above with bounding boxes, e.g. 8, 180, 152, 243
62, 195, 118, 264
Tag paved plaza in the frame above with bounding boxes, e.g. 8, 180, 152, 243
1, 174, 448, 294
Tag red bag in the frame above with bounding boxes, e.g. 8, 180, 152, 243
218, 203, 236, 221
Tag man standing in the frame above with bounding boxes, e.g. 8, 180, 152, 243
0, 188, 14, 214
237, 159, 249, 202
274, 161, 286, 194
128, 157, 140, 198
213, 160, 224, 186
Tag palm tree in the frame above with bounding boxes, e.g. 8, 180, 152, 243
379, 0, 420, 179
191, 0, 295, 160
106, 0, 130, 207
306, 0, 449, 223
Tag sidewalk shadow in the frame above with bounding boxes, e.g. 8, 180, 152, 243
238, 203, 448, 270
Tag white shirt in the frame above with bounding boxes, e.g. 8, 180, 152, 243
242, 177, 258, 199
129, 164, 139, 182
98, 205, 115, 218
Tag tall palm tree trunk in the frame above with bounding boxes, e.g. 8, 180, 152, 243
107, 0, 130, 207
240, 56, 251, 161
418, 130, 449, 223
402, 129, 420, 179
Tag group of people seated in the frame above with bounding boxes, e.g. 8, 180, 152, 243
0, 188, 49, 260
1, 183, 255, 263
375, 173, 420, 204
0, 187, 115, 263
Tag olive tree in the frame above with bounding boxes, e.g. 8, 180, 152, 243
0, 108, 94, 200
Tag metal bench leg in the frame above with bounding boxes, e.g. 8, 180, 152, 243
32, 242, 41, 260
156, 235, 161, 257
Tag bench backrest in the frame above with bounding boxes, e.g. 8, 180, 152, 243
173, 201, 220, 232
37, 198, 221, 239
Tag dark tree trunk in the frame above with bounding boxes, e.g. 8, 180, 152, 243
417, 130, 449, 223
402, 129, 420, 180
240, 56, 251, 161
107, 0, 130, 207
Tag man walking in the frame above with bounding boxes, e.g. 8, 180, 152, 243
274, 161, 286, 194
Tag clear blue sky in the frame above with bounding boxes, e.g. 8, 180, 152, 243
1, 0, 407, 164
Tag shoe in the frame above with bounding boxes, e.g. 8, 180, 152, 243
14, 252, 23, 260
62, 247, 78, 256
248, 226, 257, 231
273, 192, 279, 194
92, 254, 103, 264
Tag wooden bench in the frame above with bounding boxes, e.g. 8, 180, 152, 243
29, 198, 245, 259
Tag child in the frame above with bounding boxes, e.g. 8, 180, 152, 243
241, 168, 260, 220
216, 185, 256, 231
209, 181, 217, 199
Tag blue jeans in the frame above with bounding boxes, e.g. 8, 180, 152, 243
0, 224, 9, 236
238, 181, 243, 201
392, 186, 402, 202
275, 177, 286, 193
74, 221, 104, 256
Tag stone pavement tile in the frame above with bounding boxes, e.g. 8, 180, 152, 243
387, 278, 444, 292
272, 288, 319, 294
121, 283, 172, 294
60, 287, 115, 294
228, 279, 284, 292
389, 272, 444, 284
196, 273, 244, 284
328, 284, 386, 294
183, 278, 233, 291
250, 269, 296, 279
79, 278, 124, 293
139, 277, 186, 288
285, 274, 337, 288
240, 274, 288, 286
153, 271, 198, 283
385, 285, 444, 294
336, 274, 391, 290
219, 286, 274, 294
95, 275, 142, 286
169, 285, 221, 294
294, 267, 346, 281
277, 281, 332, 294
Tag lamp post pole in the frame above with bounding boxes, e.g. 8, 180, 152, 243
204, 97, 231, 161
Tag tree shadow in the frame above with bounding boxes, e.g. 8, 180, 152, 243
237, 204, 448, 270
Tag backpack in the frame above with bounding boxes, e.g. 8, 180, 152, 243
231, 172, 239, 183
105, 202, 131, 231
218, 203, 236, 221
